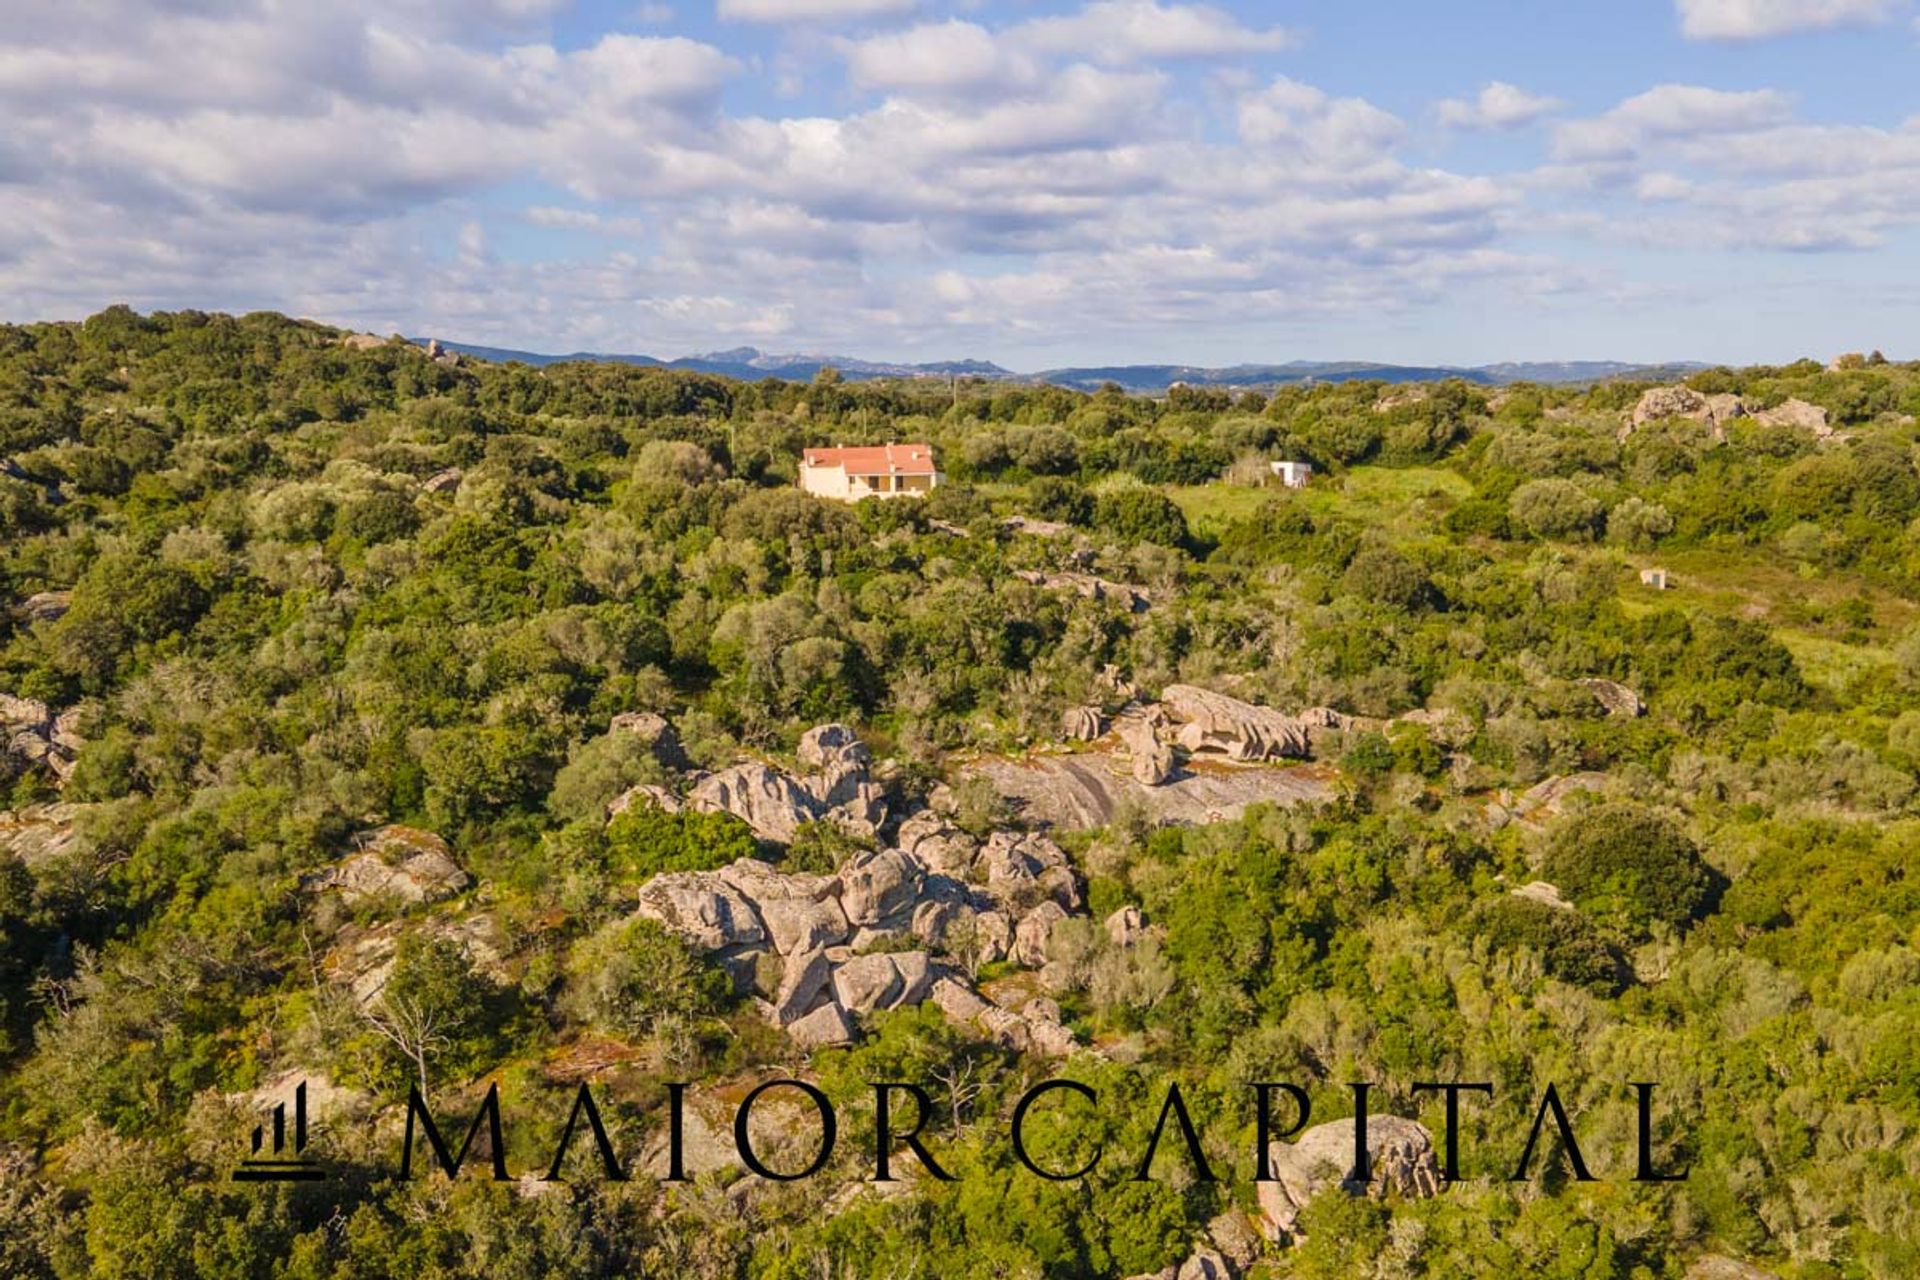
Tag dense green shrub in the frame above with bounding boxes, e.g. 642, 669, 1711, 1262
1539, 803, 1718, 932
604, 802, 760, 880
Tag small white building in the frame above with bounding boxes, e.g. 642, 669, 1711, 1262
1640, 567, 1669, 590
799, 443, 942, 502
1270, 460, 1313, 489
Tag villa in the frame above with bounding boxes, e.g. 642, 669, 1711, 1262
799, 443, 942, 502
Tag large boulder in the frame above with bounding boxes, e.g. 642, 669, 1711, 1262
1161, 685, 1312, 761
1257, 1116, 1442, 1240
1630, 386, 1709, 428
1120, 715, 1176, 786
15, 591, 70, 624
1015, 901, 1070, 968
894, 810, 977, 877
787, 1000, 855, 1048
756, 895, 852, 955
1575, 678, 1644, 719
713, 859, 849, 954
772, 947, 833, 1025
608, 783, 681, 817
839, 847, 924, 925
797, 723, 887, 828
688, 763, 821, 843
1176, 1249, 1233, 1280
306, 826, 470, 906
977, 831, 1082, 912
799, 723, 868, 775
830, 951, 934, 1014
1751, 398, 1830, 437
1105, 905, 1147, 947
1061, 706, 1107, 742
635, 871, 767, 952
1, 693, 80, 780
608, 710, 689, 770
928, 975, 993, 1023
1206, 1211, 1263, 1273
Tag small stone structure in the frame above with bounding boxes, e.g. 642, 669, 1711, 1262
1269, 460, 1312, 489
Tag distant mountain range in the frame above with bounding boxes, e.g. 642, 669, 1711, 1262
419, 339, 1705, 391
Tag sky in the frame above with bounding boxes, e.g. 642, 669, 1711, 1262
1, 0, 1917, 369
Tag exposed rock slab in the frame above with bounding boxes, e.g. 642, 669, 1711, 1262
0, 804, 81, 865
306, 826, 470, 906
969, 753, 1331, 830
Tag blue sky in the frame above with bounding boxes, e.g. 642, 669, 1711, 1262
2, 0, 1916, 368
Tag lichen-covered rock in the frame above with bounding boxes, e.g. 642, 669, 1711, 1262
930, 976, 1075, 1056
0, 804, 80, 866
1511, 881, 1572, 910
1630, 385, 1710, 428
1576, 678, 1644, 719
1206, 1211, 1263, 1273
928, 975, 992, 1023
636, 872, 767, 952
306, 826, 470, 906
326, 914, 504, 1006
712, 858, 848, 954
608, 783, 681, 817
1257, 1116, 1442, 1240
899, 819, 976, 878
796, 723, 888, 827
798, 723, 865, 772
1514, 771, 1610, 818
16, 590, 70, 624
688, 763, 821, 843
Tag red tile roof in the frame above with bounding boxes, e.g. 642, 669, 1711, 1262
802, 443, 938, 476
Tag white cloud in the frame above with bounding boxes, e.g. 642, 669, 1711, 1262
1552, 84, 1794, 160
841, 21, 1038, 94
9, 0, 1914, 360
718, 0, 916, 23
1015, 1, 1297, 64
1676, 0, 1899, 39
1238, 77, 1406, 171
1436, 82, 1563, 130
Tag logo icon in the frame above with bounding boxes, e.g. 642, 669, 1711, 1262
233, 1080, 327, 1182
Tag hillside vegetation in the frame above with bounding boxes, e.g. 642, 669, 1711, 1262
2, 308, 1919, 1279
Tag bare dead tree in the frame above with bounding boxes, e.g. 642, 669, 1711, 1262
358, 986, 451, 1097
930, 1053, 991, 1138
